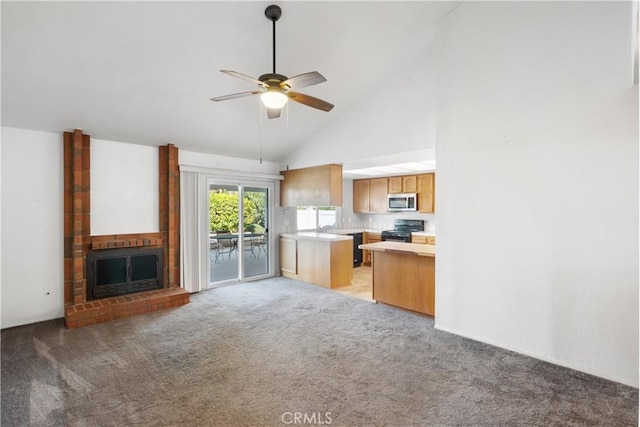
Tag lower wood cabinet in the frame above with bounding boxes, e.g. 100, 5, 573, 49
411, 235, 436, 245
363, 232, 381, 265
280, 237, 297, 274
372, 250, 435, 316
280, 235, 353, 288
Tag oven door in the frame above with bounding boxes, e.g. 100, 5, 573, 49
381, 233, 411, 243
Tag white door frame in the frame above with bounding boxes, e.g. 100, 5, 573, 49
203, 176, 276, 288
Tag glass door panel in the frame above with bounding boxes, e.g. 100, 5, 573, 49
242, 186, 269, 279
209, 184, 240, 284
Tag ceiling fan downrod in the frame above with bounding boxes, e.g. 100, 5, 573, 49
265, 5, 282, 74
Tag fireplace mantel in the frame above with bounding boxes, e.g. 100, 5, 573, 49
90, 233, 163, 250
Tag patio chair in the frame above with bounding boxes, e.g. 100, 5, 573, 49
214, 230, 236, 262
247, 224, 267, 258
209, 238, 219, 262
251, 233, 267, 258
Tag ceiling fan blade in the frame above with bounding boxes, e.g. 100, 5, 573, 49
220, 70, 267, 88
210, 91, 261, 102
287, 91, 334, 112
280, 71, 326, 90
267, 108, 281, 119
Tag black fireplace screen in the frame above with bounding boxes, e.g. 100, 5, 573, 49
87, 248, 163, 300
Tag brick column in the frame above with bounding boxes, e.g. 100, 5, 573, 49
63, 129, 91, 305
159, 144, 180, 287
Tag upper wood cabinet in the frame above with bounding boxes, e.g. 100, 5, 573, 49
354, 173, 434, 213
369, 178, 388, 212
388, 176, 402, 194
388, 175, 417, 194
417, 173, 435, 213
353, 178, 388, 213
403, 175, 417, 193
280, 164, 343, 207
353, 179, 370, 213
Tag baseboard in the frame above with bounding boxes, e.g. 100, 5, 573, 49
433, 323, 638, 388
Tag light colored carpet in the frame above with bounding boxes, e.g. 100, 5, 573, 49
2, 277, 637, 426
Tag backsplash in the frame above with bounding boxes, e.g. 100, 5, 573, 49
338, 212, 435, 232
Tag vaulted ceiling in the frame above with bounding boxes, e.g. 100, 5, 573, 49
2, 1, 458, 162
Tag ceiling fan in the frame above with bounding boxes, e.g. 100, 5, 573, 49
210, 4, 334, 119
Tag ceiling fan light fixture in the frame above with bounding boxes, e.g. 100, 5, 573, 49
261, 90, 288, 109
210, 5, 333, 118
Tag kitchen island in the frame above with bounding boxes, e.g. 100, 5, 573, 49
280, 232, 353, 289
358, 241, 435, 316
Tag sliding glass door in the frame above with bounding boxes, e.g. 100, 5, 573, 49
208, 179, 272, 287
242, 186, 269, 279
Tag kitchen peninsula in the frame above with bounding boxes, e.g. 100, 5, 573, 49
358, 241, 435, 316
280, 232, 353, 289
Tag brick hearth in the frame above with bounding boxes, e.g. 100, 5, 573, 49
62, 130, 188, 328
65, 288, 190, 329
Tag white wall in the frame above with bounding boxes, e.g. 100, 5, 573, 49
1, 127, 64, 328
281, 40, 437, 170
435, 2, 638, 386
180, 149, 280, 176
91, 139, 158, 235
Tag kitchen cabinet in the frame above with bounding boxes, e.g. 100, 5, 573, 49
353, 179, 370, 213
370, 178, 388, 212
360, 241, 435, 317
388, 175, 417, 194
363, 232, 382, 266
417, 173, 435, 213
280, 164, 342, 207
280, 233, 353, 289
412, 235, 436, 245
352, 178, 388, 213
280, 236, 297, 274
388, 176, 402, 194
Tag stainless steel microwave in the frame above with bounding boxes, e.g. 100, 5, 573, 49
387, 193, 417, 211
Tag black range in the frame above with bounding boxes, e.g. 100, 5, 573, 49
380, 219, 425, 243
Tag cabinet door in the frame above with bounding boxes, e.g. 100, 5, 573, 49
388, 176, 402, 194
280, 164, 342, 207
353, 180, 370, 213
417, 173, 435, 213
369, 178, 388, 212
403, 175, 417, 193
412, 235, 428, 244
363, 233, 381, 265
280, 237, 297, 274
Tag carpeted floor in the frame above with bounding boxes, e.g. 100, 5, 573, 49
2, 277, 637, 426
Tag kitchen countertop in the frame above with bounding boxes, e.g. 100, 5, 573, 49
325, 228, 381, 235
359, 241, 435, 257
324, 229, 435, 237
280, 232, 353, 242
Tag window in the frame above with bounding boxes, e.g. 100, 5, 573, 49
296, 207, 337, 231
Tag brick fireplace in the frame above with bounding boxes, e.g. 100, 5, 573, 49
63, 129, 189, 329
